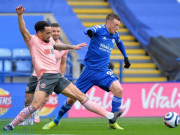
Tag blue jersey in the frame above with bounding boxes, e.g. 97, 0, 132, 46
83, 24, 128, 71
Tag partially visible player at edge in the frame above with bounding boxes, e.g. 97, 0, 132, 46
43, 13, 131, 130
3, 6, 122, 131
20, 23, 69, 125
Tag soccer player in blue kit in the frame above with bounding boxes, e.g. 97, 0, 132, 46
43, 13, 131, 130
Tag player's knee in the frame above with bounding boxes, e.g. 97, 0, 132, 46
71, 86, 86, 102
77, 92, 87, 103
24, 99, 31, 107
24, 94, 33, 107
32, 103, 42, 111
113, 87, 123, 97
42, 97, 49, 106
31, 100, 42, 110
70, 91, 86, 103
118, 87, 123, 94
24, 97, 33, 107
67, 98, 76, 105
30, 104, 39, 111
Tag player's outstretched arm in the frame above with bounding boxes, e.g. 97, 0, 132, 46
72, 43, 87, 50
116, 40, 131, 68
16, 5, 31, 42
54, 43, 87, 50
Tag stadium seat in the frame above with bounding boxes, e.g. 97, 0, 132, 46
0, 48, 12, 72
12, 48, 32, 72
13, 48, 30, 57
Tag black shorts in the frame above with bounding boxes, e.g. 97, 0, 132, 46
25, 76, 38, 94
37, 73, 71, 95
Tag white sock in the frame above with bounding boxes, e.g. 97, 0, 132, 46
106, 112, 114, 119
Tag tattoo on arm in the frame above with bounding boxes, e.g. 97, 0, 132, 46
54, 43, 74, 50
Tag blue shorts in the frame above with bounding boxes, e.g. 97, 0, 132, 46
75, 67, 118, 93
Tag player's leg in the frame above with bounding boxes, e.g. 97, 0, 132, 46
53, 98, 75, 124
42, 97, 76, 130
34, 92, 50, 124
26, 76, 41, 124
108, 80, 124, 129
109, 80, 123, 112
19, 76, 38, 126
61, 83, 114, 118
97, 69, 123, 129
43, 86, 116, 131
97, 70, 123, 113
33, 110, 40, 123
42, 74, 120, 130
34, 96, 49, 123
24, 76, 38, 108
3, 90, 48, 131
43, 76, 115, 130
42, 68, 94, 130
54, 69, 93, 124
3, 73, 58, 131
58, 71, 122, 126
61, 83, 122, 124
24, 93, 34, 107
32, 95, 48, 124
18, 93, 34, 126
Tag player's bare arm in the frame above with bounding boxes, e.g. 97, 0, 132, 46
16, 5, 31, 42
54, 43, 87, 50
60, 57, 67, 76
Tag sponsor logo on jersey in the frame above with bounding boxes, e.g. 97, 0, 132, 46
99, 44, 112, 53
44, 49, 51, 54
44, 49, 54, 55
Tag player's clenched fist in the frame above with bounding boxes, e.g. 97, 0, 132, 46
16, 5, 25, 15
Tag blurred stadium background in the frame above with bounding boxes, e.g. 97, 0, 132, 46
0, 0, 180, 134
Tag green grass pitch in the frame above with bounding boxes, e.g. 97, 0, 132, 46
0, 117, 179, 135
